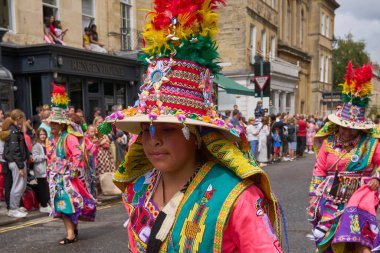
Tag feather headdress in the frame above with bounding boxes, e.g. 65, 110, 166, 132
340, 61, 374, 107
51, 83, 70, 108
139, 0, 226, 73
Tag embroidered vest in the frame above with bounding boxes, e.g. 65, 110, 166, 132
124, 162, 253, 253
325, 135, 378, 172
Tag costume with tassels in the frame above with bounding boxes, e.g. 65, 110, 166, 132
99, 0, 283, 252
46, 84, 96, 224
308, 62, 380, 252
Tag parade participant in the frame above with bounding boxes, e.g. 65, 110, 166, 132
46, 84, 96, 245
307, 62, 380, 253
98, 1, 284, 252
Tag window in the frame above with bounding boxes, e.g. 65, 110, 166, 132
269, 36, 276, 59
250, 26, 257, 64
121, 0, 132, 50
0, 0, 14, 30
286, 0, 291, 41
261, 30, 267, 58
82, 0, 95, 30
325, 16, 330, 38
325, 57, 329, 83
300, 9, 304, 46
320, 55, 325, 82
321, 13, 325, 36
43, 0, 58, 23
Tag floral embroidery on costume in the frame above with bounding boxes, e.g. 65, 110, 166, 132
179, 184, 215, 252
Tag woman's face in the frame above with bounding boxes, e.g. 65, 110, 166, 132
15, 117, 24, 128
50, 122, 62, 136
39, 131, 47, 142
49, 16, 55, 23
87, 127, 96, 137
338, 126, 360, 142
141, 123, 197, 173
95, 118, 103, 127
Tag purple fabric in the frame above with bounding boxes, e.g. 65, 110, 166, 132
332, 206, 378, 249
53, 196, 96, 224
340, 103, 365, 122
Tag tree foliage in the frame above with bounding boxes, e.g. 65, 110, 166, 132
332, 33, 371, 90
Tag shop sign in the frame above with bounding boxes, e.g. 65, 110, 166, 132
70, 59, 124, 77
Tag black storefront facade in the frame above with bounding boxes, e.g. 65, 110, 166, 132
1, 43, 141, 121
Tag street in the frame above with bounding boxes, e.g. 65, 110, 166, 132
0, 154, 316, 253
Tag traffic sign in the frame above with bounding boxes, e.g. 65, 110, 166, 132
253, 76, 270, 90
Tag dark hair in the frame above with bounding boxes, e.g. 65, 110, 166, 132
84, 27, 90, 32
232, 109, 239, 116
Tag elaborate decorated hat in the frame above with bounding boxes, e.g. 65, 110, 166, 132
99, 0, 244, 140
328, 61, 375, 129
47, 84, 71, 125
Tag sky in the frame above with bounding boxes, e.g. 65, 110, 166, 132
335, 0, 380, 64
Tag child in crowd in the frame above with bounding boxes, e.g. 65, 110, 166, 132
32, 128, 51, 213
83, 27, 91, 49
272, 127, 281, 162
84, 125, 98, 199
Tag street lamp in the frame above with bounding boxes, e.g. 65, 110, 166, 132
330, 35, 337, 114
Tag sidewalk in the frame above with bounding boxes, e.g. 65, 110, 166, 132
0, 194, 121, 227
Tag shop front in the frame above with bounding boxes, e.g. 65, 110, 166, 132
2, 44, 141, 121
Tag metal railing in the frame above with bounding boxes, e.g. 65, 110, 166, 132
120, 28, 143, 51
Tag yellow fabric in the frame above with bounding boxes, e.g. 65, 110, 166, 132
83, 34, 90, 47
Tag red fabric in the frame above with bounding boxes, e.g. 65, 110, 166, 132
49, 24, 55, 35
22, 187, 39, 210
24, 133, 32, 153
297, 120, 307, 136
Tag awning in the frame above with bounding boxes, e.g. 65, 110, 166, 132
214, 74, 255, 96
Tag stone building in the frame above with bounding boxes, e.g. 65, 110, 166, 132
0, 0, 142, 119
217, 0, 339, 117
369, 64, 380, 117
0, 0, 340, 119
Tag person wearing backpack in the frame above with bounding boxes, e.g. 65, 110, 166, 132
272, 113, 289, 161
0, 117, 14, 212
286, 117, 297, 161
3, 110, 30, 218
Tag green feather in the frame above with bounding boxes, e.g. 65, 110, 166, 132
138, 36, 221, 74
341, 93, 370, 107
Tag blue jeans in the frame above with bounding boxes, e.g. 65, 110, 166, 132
250, 140, 259, 159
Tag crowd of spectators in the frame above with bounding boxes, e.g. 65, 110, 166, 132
0, 105, 128, 218
222, 101, 355, 167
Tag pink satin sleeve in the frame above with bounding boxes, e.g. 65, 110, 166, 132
222, 184, 282, 253
313, 141, 328, 177
66, 134, 84, 170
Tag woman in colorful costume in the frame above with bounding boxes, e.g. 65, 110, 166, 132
307, 62, 380, 253
98, 1, 284, 252
46, 84, 96, 245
